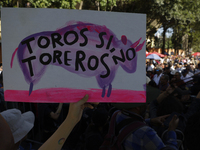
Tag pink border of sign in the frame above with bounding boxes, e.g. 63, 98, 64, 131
5, 88, 146, 103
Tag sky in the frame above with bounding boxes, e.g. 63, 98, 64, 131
155, 27, 173, 38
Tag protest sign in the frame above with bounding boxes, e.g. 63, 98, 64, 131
2, 8, 146, 103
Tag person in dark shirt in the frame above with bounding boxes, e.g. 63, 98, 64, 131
38, 103, 63, 142
159, 74, 169, 92
170, 72, 185, 89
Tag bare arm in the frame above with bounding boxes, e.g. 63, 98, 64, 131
39, 94, 97, 150
157, 85, 176, 104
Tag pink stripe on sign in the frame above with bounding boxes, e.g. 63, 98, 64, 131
4, 88, 146, 103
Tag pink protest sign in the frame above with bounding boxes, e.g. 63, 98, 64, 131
2, 8, 146, 103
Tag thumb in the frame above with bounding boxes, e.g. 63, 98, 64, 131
77, 94, 89, 105
171, 115, 179, 123
172, 115, 177, 120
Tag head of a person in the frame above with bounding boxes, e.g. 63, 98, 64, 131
146, 71, 152, 77
186, 65, 191, 72
164, 66, 170, 74
111, 102, 147, 118
157, 95, 184, 116
174, 72, 181, 80
0, 114, 14, 150
184, 112, 200, 150
182, 69, 188, 77
0, 109, 35, 149
155, 66, 163, 75
92, 107, 109, 128
146, 67, 153, 76
160, 74, 169, 86
184, 63, 188, 67
112, 85, 161, 118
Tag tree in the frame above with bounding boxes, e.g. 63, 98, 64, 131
0, 0, 28, 7
189, 21, 200, 52
169, 0, 200, 53
1, 0, 200, 54
27, 0, 81, 9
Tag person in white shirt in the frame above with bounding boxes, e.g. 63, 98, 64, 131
160, 58, 164, 64
0, 63, 3, 74
146, 62, 154, 71
153, 66, 163, 86
186, 65, 194, 77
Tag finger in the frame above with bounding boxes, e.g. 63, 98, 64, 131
86, 102, 99, 106
83, 104, 94, 109
156, 120, 164, 126
173, 115, 179, 121
161, 114, 170, 119
172, 115, 177, 121
160, 118, 166, 122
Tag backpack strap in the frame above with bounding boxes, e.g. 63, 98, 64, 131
100, 110, 147, 150
107, 110, 121, 135
115, 118, 138, 135
116, 121, 147, 147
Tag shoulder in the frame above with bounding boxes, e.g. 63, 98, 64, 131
124, 126, 164, 148
134, 125, 157, 137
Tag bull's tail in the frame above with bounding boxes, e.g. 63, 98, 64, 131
11, 48, 18, 68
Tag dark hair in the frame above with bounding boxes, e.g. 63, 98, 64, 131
92, 107, 108, 127
182, 69, 187, 74
165, 66, 170, 70
161, 74, 169, 82
184, 112, 200, 150
157, 95, 184, 116
175, 72, 181, 77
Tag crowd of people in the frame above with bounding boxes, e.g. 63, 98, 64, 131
1, 54, 200, 149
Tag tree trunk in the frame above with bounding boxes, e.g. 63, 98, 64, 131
79, 1, 83, 10
106, 0, 109, 11
70, 0, 72, 9
162, 26, 167, 54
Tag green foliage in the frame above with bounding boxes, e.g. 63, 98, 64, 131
99, 0, 117, 11
27, 0, 81, 9
1, 0, 200, 54
170, 0, 200, 24
0, 0, 24, 7
189, 21, 200, 52
82, 0, 117, 11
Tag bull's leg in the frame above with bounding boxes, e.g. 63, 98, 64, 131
29, 82, 34, 96
102, 86, 106, 97
107, 83, 112, 97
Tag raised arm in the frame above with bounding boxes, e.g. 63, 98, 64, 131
39, 94, 97, 150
